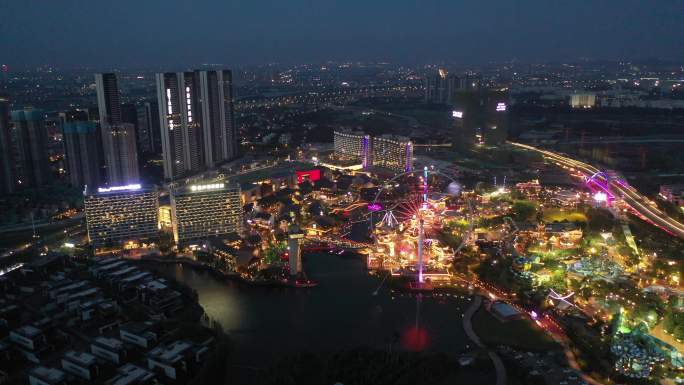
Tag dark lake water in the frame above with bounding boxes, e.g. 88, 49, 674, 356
148, 252, 472, 366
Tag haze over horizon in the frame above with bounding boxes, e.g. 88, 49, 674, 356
2, 0, 684, 69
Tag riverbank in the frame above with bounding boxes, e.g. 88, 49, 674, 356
136, 255, 318, 288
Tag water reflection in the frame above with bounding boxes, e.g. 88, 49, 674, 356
148, 252, 470, 364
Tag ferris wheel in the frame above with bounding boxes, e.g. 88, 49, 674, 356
368, 167, 473, 284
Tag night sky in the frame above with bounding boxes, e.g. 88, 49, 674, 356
2, 0, 684, 69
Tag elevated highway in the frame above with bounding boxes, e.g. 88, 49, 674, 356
510, 141, 684, 239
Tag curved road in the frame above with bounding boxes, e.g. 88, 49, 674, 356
510, 141, 684, 238
463, 296, 507, 385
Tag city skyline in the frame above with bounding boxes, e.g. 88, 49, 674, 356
2, 1, 684, 69
4, 4, 684, 384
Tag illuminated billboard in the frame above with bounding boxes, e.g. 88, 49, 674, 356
297, 169, 321, 183
98, 184, 142, 193
452, 110, 463, 118
190, 183, 225, 192
496, 102, 507, 112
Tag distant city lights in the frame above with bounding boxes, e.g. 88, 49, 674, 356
98, 184, 142, 193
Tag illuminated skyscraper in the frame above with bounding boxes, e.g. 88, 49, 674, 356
12, 108, 50, 187
170, 182, 242, 244
156, 72, 204, 180
84, 184, 159, 247
156, 70, 237, 181
95, 73, 140, 185
451, 89, 509, 150
0, 94, 14, 194
63, 122, 101, 189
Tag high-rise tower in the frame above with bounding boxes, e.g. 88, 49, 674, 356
156, 72, 204, 180
136, 101, 161, 155
63, 121, 101, 190
451, 89, 509, 150
95, 73, 139, 185
12, 108, 50, 187
156, 70, 237, 181
198, 70, 237, 167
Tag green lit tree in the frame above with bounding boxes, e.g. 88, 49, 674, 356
263, 242, 287, 265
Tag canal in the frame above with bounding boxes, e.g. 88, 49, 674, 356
148, 251, 472, 367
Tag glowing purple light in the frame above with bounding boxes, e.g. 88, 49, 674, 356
368, 203, 383, 212
530, 310, 538, 319
362, 135, 370, 169
405, 143, 413, 172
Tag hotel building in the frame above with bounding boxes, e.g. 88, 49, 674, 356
333, 130, 412, 172
170, 182, 242, 244
372, 135, 413, 173
333, 130, 371, 168
84, 185, 159, 247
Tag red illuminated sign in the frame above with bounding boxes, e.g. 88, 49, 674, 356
296, 169, 321, 183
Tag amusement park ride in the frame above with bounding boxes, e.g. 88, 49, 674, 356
367, 167, 470, 292
412, 166, 432, 291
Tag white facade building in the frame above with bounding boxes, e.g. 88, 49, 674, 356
170, 182, 242, 244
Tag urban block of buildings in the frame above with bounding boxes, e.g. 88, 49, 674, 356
332, 130, 413, 172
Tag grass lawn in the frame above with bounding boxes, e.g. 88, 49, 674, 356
542, 208, 587, 223
472, 308, 559, 351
